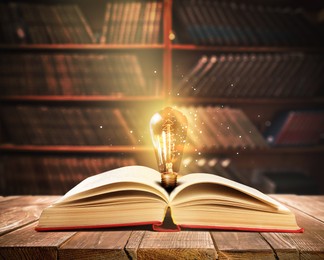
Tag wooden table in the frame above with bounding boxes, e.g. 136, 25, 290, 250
0, 195, 323, 259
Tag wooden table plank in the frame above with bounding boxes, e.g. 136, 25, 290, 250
271, 195, 324, 223
125, 231, 145, 259
259, 232, 299, 260
211, 232, 275, 260
137, 231, 217, 260
0, 196, 60, 208
260, 195, 324, 259
0, 223, 75, 260
0, 196, 20, 203
0, 196, 60, 235
59, 231, 132, 260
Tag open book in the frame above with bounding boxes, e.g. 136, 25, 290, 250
36, 165, 303, 232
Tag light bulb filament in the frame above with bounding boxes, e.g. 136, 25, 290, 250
150, 107, 188, 190
162, 121, 175, 173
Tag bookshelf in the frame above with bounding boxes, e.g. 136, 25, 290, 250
0, 0, 323, 195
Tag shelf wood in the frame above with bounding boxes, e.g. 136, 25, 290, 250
0, 145, 153, 153
172, 97, 324, 106
0, 44, 165, 51
1, 144, 323, 155
193, 146, 324, 155
1, 96, 323, 106
171, 44, 324, 53
0, 95, 164, 104
2, 44, 322, 53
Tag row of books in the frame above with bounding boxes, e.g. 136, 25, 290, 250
173, 53, 323, 98
101, 0, 163, 44
0, 155, 137, 195
264, 110, 324, 146
0, 3, 95, 44
0, 105, 265, 149
0, 0, 163, 44
174, 0, 322, 46
179, 106, 268, 150
0, 106, 147, 146
3, 0, 320, 46
2, 106, 321, 149
0, 53, 160, 96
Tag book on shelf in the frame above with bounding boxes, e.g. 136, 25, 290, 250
179, 106, 268, 150
100, 0, 162, 44
35, 165, 303, 232
0, 155, 137, 195
264, 110, 324, 146
172, 0, 322, 46
0, 53, 158, 96
0, 2, 95, 44
173, 53, 324, 98
0, 105, 267, 149
0, 105, 146, 146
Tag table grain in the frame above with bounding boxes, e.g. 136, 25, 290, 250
0, 195, 323, 259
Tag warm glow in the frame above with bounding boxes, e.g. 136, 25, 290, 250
150, 107, 188, 189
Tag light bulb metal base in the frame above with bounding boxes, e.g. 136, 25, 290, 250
161, 172, 177, 191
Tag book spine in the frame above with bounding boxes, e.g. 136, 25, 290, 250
190, 0, 214, 45
230, 54, 255, 98
134, 1, 146, 44
100, 2, 113, 43
201, 1, 223, 45
222, 107, 249, 148
113, 1, 125, 44
175, 55, 208, 96
189, 55, 217, 96
239, 54, 266, 98
113, 108, 138, 145
55, 5, 78, 43
255, 54, 281, 97
119, 1, 131, 44
73, 4, 96, 43
140, 1, 152, 44
128, 2, 142, 44
152, 1, 162, 44
145, 1, 157, 44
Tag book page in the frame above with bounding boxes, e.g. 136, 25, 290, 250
170, 183, 276, 212
55, 165, 169, 204
170, 173, 289, 212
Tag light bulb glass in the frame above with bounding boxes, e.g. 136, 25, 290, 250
150, 107, 188, 190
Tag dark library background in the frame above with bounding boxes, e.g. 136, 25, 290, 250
0, 0, 323, 195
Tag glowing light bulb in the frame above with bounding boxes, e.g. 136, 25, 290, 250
150, 107, 188, 190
